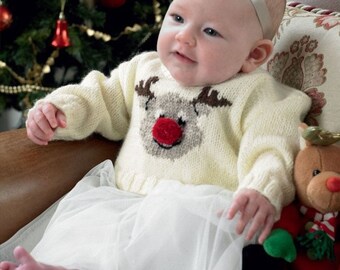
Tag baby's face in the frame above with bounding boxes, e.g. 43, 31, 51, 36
157, 0, 262, 87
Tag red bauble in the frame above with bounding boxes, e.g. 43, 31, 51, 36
0, 4, 12, 31
98, 0, 126, 8
51, 19, 71, 48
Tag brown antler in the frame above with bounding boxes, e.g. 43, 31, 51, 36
135, 76, 159, 99
193, 86, 232, 108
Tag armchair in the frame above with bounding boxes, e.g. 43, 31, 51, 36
0, 128, 121, 245
0, 1, 339, 265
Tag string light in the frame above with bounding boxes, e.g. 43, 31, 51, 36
0, 84, 53, 94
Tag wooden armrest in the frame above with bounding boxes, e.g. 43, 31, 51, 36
0, 128, 121, 244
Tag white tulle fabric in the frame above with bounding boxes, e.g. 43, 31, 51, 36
31, 160, 250, 270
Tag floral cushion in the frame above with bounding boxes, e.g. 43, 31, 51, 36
265, 2, 340, 135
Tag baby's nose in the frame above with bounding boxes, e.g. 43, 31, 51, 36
175, 29, 196, 47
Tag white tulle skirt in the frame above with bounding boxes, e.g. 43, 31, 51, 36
31, 160, 251, 270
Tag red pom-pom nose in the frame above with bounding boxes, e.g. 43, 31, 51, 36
326, 177, 340, 192
152, 117, 183, 146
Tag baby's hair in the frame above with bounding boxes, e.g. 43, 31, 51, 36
265, 0, 287, 39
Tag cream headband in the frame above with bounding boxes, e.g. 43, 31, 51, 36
249, 0, 272, 39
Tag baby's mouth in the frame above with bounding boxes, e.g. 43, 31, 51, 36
174, 51, 195, 63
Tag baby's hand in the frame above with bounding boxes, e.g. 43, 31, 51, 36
26, 102, 66, 145
227, 188, 275, 244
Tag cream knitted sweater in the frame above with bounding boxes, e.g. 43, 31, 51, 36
40, 51, 311, 215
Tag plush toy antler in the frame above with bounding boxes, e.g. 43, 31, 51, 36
302, 126, 340, 146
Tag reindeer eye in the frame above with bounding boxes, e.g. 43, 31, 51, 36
155, 109, 165, 119
178, 117, 186, 127
313, 169, 321, 176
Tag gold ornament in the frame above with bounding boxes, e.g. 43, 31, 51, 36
0, 84, 54, 94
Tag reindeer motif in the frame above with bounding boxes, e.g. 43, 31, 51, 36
136, 76, 232, 160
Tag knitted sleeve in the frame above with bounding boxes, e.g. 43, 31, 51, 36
236, 75, 311, 218
37, 53, 147, 141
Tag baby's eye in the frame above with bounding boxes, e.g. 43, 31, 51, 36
204, 28, 220, 37
171, 14, 184, 23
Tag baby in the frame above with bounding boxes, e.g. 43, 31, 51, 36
0, 0, 310, 269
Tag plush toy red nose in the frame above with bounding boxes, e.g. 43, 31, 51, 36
326, 177, 340, 192
152, 117, 182, 146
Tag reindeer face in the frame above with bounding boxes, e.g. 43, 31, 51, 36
140, 92, 203, 159
136, 76, 232, 160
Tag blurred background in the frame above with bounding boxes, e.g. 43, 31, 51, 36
0, 0, 170, 131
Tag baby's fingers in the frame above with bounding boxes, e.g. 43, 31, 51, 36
13, 246, 35, 265
227, 193, 247, 220
56, 109, 67, 128
26, 124, 50, 145
257, 215, 275, 244
236, 202, 259, 236
41, 103, 59, 129
245, 206, 275, 244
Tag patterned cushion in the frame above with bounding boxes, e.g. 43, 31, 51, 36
297, 0, 340, 12
265, 2, 340, 134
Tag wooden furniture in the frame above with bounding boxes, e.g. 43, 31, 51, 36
0, 128, 121, 244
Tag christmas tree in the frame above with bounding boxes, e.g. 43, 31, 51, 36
0, 0, 170, 130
